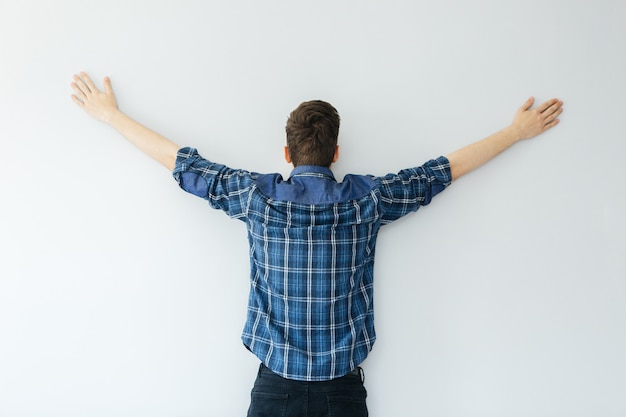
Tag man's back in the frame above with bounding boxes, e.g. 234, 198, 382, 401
173, 147, 452, 381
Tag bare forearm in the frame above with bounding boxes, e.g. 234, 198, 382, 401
446, 97, 563, 181
447, 126, 519, 180
107, 110, 179, 171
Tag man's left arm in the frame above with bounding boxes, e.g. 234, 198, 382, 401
447, 97, 563, 181
71, 72, 180, 171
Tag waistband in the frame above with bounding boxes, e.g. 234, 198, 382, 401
258, 363, 365, 384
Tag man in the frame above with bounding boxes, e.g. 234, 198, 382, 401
70, 72, 563, 416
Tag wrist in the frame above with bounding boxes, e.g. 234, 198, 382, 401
104, 108, 124, 126
504, 124, 524, 143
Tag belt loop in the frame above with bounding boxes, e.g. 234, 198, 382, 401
358, 367, 365, 384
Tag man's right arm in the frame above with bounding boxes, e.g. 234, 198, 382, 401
70, 72, 180, 171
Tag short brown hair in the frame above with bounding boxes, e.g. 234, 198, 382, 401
285, 100, 340, 167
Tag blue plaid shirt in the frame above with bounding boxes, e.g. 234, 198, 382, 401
173, 147, 451, 381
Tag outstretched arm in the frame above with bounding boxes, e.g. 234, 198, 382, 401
70, 72, 180, 171
447, 97, 563, 180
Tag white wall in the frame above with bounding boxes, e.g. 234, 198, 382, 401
1, 1, 625, 416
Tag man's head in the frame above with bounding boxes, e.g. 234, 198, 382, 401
285, 100, 340, 167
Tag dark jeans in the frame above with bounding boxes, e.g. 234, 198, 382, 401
247, 363, 368, 417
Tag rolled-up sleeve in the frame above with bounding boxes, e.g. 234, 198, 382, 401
375, 156, 452, 224
172, 147, 257, 219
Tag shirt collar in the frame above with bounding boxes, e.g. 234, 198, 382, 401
289, 165, 336, 181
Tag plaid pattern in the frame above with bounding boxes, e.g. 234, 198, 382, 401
173, 147, 451, 381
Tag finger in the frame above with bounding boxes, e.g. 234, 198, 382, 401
543, 118, 560, 130
549, 105, 563, 118
70, 82, 87, 99
544, 106, 563, 124
80, 72, 98, 94
537, 98, 560, 114
541, 101, 563, 122
71, 94, 84, 106
73, 74, 91, 95
520, 96, 535, 111
103, 76, 113, 95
